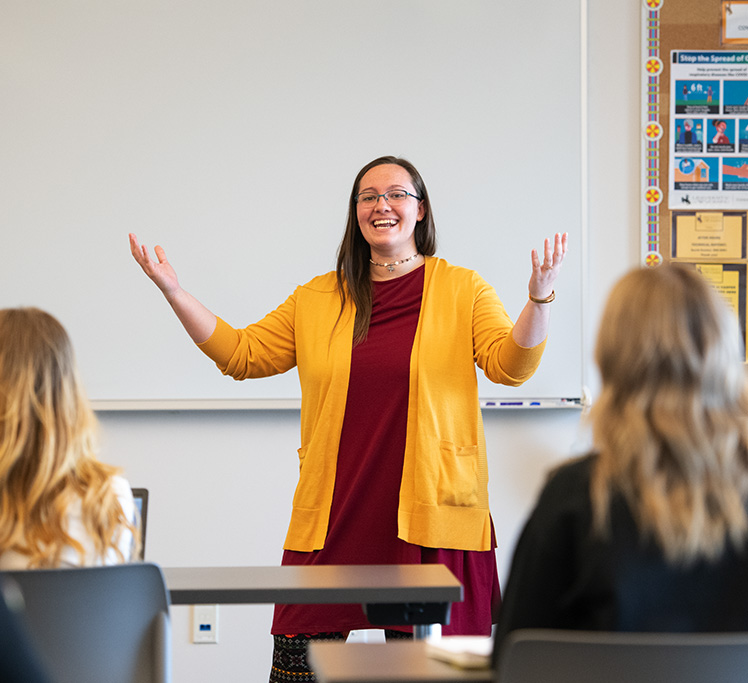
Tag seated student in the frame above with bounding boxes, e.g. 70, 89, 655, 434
0, 308, 139, 568
495, 264, 748, 649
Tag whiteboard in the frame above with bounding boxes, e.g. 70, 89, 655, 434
1, 0, 583, 407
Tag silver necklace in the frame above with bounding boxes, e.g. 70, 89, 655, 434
369, 252, 420, 273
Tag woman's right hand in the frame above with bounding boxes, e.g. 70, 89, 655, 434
129, 233, 181, 301
128, 233, 218, 343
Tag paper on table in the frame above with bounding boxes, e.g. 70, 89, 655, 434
424, 635, 493, 670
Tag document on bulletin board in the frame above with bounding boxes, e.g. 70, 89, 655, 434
670, 51, 748, 210
694, 262, 747, 359
671, 211, 746, 259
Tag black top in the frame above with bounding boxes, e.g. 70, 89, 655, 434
494, 454, 748, 661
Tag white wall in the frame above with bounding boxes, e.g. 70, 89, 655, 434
94, 1, 642, 680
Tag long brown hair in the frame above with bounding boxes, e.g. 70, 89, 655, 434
0, 308, 139, 567
590, 264, 748, 564
335, 156, 437, 344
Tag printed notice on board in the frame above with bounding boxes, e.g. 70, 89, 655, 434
670, 51, 748, 210
671, 211, 746, 259
693, 263, 747, 359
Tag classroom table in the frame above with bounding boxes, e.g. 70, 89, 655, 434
163, 564, 463, 639
308, 641, 493, 683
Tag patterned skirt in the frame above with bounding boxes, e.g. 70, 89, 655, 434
269, 630, 413, 683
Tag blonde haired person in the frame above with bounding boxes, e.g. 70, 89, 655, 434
0, 308, 139, 568
495, 263, 748, 649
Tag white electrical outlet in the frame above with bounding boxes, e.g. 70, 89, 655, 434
192, 604, 219, 644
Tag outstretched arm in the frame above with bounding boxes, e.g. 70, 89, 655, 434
128, 233, 217, 344
511, 232, 568, 348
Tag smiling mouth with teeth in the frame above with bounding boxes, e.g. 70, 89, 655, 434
373, 220, 397, 227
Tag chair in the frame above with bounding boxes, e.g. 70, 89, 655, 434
2, 562, 171, 683
0, 577, 53, 683
495, 628, 748, 683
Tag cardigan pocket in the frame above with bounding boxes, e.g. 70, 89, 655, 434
290, 445, 325, 513
437, 440, 479, 507
297, 446, 307, 472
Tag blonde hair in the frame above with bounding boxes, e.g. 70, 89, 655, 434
0, 308, 139, 567
590, 264, 748, 565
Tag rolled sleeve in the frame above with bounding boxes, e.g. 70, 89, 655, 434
196, 317, 242, 371
497, 334, 547, 386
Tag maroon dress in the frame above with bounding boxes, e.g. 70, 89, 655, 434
271, 266, 500, 636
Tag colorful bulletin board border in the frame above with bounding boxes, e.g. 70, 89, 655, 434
642, 0, 665, 267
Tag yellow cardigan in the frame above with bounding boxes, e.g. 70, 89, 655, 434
198, 257, 546, 552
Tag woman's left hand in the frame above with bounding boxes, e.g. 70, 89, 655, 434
529, 232, 568, 300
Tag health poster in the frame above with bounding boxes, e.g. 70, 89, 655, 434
670, 51, 748, 210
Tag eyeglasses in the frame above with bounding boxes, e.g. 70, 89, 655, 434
355, 190, 421, 206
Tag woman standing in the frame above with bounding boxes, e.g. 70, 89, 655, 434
131, 155, 567, 681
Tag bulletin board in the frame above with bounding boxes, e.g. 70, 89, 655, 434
642, 0, 748, 357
